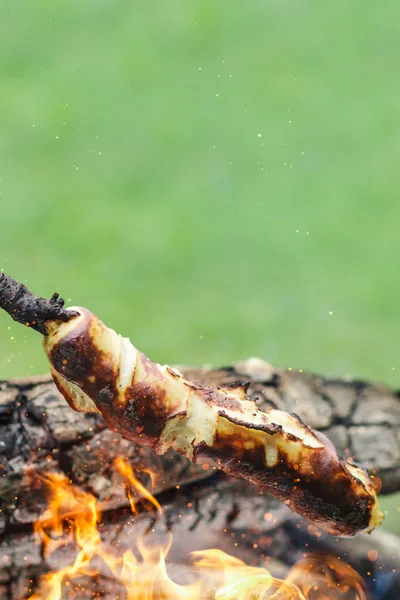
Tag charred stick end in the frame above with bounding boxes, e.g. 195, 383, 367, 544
0, 271, 78, 335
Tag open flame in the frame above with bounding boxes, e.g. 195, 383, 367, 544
28, 460, 368, 600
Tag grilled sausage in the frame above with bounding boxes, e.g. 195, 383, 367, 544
42, 307, 383, 537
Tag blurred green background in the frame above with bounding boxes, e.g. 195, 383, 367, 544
0, 1, 399, 529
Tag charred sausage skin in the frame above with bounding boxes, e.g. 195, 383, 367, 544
43, 307, 383, 537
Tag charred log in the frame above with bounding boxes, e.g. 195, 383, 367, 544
1, 369, 400, 598
0, 376, 208, 534
1, 362, 400, 533
1, 476, 399, 600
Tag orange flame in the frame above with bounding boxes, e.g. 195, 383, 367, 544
28, 460, 368, 600
113, 457, 162, 516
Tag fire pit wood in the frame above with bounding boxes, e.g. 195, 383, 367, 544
0, 375, 209, 533
1, 362, 400, 532
1, 475, 399, 599
1, 368, 400, 598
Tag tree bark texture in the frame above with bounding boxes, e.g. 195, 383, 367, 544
2, 475, 400, 600
2, 358, 400, 529
1, 358, 400, 599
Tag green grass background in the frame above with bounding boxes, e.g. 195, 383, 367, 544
1, 1, 399, 531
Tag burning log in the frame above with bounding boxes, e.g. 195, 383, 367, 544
2, 370, 400, 592
1, 467, 399, 599
2, 363, 400, 531
0, 375, 209, 532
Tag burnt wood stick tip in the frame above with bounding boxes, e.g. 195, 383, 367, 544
0, 271, 78, 335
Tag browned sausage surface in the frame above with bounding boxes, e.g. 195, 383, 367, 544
43, 307, 383, 537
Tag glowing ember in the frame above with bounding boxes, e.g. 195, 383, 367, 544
28, 461, 368, 600
287, 556, 367, 600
